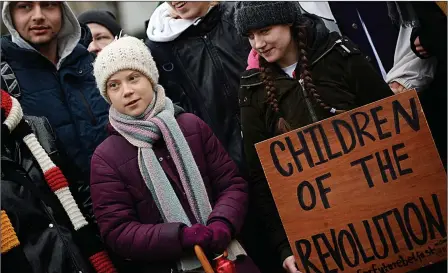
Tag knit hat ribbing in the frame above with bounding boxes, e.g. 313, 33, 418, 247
93, 36, 159, 104
77, 9, 122, 37
0, 90, 118, 273
234, 1, 299, 36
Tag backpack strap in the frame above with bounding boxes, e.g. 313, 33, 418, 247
0, 48, 21, 99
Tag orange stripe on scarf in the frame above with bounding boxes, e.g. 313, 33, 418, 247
1, 210, 20, 254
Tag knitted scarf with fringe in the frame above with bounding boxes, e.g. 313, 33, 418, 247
109, 85, 246, 272
0, 90, 117, 273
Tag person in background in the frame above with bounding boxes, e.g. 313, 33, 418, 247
298, 1, 444, 167
90, 36, 260, 273
1, 1, 109, 221
297, 2, 437, 95
388, 1, 447, 170
234, 2, 394, 272
145, 1, 251, 173
77, 9, 122, 55
1, 90, 117, 273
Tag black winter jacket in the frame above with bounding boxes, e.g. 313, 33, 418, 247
409, 2, 447, 167
145, 2, 251, 172
1, 116, 98, 273
239, 24, 394, 264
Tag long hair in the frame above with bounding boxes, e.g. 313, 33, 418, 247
259, 16, 345, 134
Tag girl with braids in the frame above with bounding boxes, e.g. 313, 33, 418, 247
234, 2, 394, 273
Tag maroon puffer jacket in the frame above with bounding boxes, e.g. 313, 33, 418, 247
90, 113, 258, 273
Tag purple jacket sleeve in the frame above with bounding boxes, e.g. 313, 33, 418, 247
90, 152, 185, 262
196, 117, 249, 234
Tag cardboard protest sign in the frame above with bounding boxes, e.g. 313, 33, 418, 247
255, 91, 447, 273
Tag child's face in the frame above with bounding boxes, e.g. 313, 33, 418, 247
106, 70, 154, 117
248, 24, 295, 65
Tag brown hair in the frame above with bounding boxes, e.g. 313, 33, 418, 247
259, 21, 345, 134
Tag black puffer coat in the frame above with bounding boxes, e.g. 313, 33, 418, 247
1, 116, 97, 273
145, 2, 251, 172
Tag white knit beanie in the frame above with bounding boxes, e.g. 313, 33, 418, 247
93, 36, 159, 104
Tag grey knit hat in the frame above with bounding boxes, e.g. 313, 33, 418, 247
234, 1, 299, 36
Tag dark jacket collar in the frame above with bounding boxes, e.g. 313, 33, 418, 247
177, 3, 226, 39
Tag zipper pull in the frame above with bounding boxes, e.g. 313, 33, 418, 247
299, 79, 306, 95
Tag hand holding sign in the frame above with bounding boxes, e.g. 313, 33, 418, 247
255, 91, 447, 273
283, 255, 303, 273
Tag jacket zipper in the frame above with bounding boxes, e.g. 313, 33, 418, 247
202, 34, 232, 100
40, 198, 83, 272
311, 39, 342, 67
77, 90, 97, 125
202, 34, 242, 137
53, 71, 97, 126
288, 39, 344, 123
299, 78, 318, 123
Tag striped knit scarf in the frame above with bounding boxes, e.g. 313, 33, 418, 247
0, 90, 117, 273
109, 85, 246, 272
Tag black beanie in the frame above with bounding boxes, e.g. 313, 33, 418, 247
234, 1, 299, 36
77, 10, 122, 37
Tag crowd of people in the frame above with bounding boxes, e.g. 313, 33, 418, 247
0, 1, 446, 273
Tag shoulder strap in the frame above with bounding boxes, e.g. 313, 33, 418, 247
0, 48, 21, 99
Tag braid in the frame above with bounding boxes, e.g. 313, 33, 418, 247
258, 21, 345, 134
295, 25, 345, 116
259, 57, 291, 134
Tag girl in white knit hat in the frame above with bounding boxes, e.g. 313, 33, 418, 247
90, 36, 260, 273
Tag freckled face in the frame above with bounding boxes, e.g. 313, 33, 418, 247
106, 70, 154, 117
